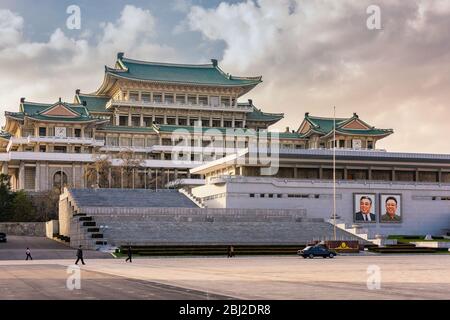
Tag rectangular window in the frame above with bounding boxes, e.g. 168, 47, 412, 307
210, 96, 219, 107
167, 117, 176, 125
198, 96, 208, 106
339, 140, 345, 148
367, 140, 374, 149
234, 121, 243, 128
187, 95, 197, 105
164, 93, 174, 104
143, 117, 152, 127
39, 127, 47, 137
154, 116, 164, 125
162, 138, 172, 146
54, 146, 67, 153
221, 96, 230, 107
250, 194, 255, 198
223, 120, 232, 128
39, 145, 46, 152
74, 146, 81, 153
106, 136, 119, 146
176, 94, 186, 104
153, 93, 162, 103
277, 194, 283, 198
202, 118, 210, 127
189, 118, 198, 126
129, 92, 139, 101
178, 118, 187, 126
133, 137, 145, 147
141, 93, 151, 102
120, 137, 132, 147
212, 119, 221, 127
74, 128, 81, 138
131, 116, 140, 126
119, 116, 128, 126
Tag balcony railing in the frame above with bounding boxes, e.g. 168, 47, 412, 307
7, 136, 105, 151
106, 99, 253, 112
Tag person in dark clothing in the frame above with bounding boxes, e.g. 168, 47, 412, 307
125, 246, 132, 263
227, 245, 234, 258
25, 247, 32, 261
75, 245, 85, 265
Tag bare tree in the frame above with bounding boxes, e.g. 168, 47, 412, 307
84, 154, 112, 188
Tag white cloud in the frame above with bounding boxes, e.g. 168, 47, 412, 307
0, 5, 176, 124
187, 0, 450, 153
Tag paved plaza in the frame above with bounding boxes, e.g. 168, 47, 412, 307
1, 254, 450, 299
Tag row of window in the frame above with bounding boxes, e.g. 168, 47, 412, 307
118, 115, 243, 128
249, 193, 340, 199
126, 92, 236, 108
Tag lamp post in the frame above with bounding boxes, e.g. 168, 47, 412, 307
333, 106, 337, 241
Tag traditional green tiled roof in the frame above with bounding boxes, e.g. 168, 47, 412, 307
302, 113, 393, 137
278, 131, 307, 139
4, 111, 24, 120
244, 103, 284, 123
97, 125, 156, 133
14, 100, 104, 123
106, 54, 262, 87
76, 93, 110, 113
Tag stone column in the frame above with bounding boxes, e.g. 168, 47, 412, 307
128, 109, 132, 126
1, 161, 8, 175
72, 163, 76, 188
18, 162, 25, 190
35, 162, 40, 192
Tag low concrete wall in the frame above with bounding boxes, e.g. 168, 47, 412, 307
45, 220, 59, 238
0, 222, 46, 236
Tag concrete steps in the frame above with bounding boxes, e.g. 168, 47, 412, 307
179, 187, 206, 208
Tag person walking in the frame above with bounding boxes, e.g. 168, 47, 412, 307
125, 246, 132, 263
227, 245, 235, 258
75, 245, 85, 265
25, 247, 32, 261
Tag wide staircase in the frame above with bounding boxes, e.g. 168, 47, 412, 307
69, 188, 198, 208
330, 220, 397, 246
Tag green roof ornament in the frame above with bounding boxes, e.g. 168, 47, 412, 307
117, 52, 124, 60
211, 59, 218, 67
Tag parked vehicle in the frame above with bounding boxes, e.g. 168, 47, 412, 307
297, 245, 336, 258
0, 233, 7, 243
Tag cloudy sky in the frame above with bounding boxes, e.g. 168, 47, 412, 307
0, 0, 449, 153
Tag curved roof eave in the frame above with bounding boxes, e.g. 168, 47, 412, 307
105, 71, 261, 88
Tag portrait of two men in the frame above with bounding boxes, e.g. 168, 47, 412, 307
354, 194, 402, 223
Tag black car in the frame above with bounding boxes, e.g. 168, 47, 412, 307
0, 233, 6, 243
297, 245, 336, 259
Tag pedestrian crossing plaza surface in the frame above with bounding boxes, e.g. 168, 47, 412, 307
0, 254, 450, 300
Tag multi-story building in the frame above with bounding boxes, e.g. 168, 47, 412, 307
0, 53, 393, 192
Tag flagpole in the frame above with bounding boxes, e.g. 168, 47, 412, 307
333, 106, 337, 241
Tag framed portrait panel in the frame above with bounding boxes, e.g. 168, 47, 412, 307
353, 193, 377, 223
380, 194, 402, 223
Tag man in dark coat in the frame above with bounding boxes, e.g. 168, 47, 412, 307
75, 245, 85, 265
125, 246, 132, 263
25, 247, 33, 261
355, 196, 376, 222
